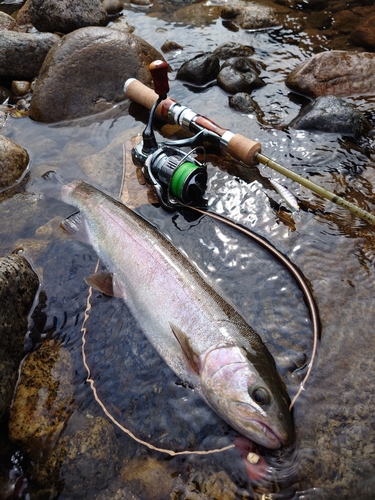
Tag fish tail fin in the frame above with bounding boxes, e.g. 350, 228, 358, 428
32, 170, 65, 201
32, 170, 81, 205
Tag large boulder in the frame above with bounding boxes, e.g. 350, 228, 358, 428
29, 27, 165, 123
0, 30, 58, 80
285, 51, 375, 98
0, 253, 39, 420
26, 0, 108, 34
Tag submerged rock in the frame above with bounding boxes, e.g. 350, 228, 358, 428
221, 2, 279, 30
350, 14, 375, 51
0, 135, 29, 197
229, 92, 264, 117
8, 340, 74, 458
285, 51, 375, 98
26, 0, 109, 34
39, 412, 119, 495
0, 253, 39, 419
289, 96, 372, 136
213, 41, 254, 60
176, 53, 220, 86
29, 27, 165, 123
217, 58, 266, 95
0, 30, 58, 80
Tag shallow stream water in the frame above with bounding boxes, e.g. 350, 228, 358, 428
1, 1, 375, 499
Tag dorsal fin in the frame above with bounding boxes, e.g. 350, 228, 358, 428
169, 322, 201, 374
85, 271, 124, 298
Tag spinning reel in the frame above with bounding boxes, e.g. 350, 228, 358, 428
131, 60, 210, 210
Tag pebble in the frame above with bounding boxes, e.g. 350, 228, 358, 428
11, 81, 31, 96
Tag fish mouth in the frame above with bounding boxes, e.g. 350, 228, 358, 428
252, 420, 283, 449
235, 404, 283, 449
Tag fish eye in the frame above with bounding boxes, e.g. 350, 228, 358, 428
250, 387, 271, 406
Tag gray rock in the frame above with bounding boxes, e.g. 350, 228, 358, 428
0, 253, 39, 419
213, 41, 254, 60
176, 53, 220, 86
27, 0, 109, 34
221, 2, 279, 30
0, 135, 29, 193
29, 27, 165, 123
289, 96, 372, 136
0, 30, 58, 80
285, 50, 375, 98
229, 92, 263, 116
217, 62, 266, 95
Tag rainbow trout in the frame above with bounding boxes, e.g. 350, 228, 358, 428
43, 174, 293, 449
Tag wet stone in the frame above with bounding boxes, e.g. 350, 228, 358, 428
8, 340, 74, 461
120, 455, 175, 500
229, 92, 264, 117
101, 0, 123, 15
213, 41, 254, 60
0, 30, 59, 80
38, 412, 119, 495
285, 50, 375, 98
0, 254, 39, 419
0, 135, 29, 193
221, 2, 279, 30
0, 11, 17, 30
10, 81, 31, 96
29, 27, 165, 123
217, 63, 266, 95
350, 14, 375, 51
26, 0, 109, 34
161, 40, 184, 53
176, 53, 220, 86
289, 96, 372, 136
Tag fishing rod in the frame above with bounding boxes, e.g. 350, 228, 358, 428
124, 60, 375, 225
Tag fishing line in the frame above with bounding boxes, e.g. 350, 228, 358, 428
175, 203, 320, 411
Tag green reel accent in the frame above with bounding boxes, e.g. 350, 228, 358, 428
170, 162, 199, 199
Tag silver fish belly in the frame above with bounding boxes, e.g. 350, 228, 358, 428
57, 178, 293, 449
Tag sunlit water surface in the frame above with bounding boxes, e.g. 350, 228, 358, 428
1, 1, 375, 499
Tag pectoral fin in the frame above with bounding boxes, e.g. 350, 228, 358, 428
170, 322, 201, 374
85, 271, 124, 298
61, 212, 92, 245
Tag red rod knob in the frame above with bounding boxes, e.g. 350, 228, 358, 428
149, 60, 169, 96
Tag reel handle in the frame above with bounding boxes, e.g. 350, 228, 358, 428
124, 78, 261, 167
149, 60, 170, 96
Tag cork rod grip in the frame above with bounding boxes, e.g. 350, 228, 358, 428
124, 79, 175, 121
226, 134, 261, 167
